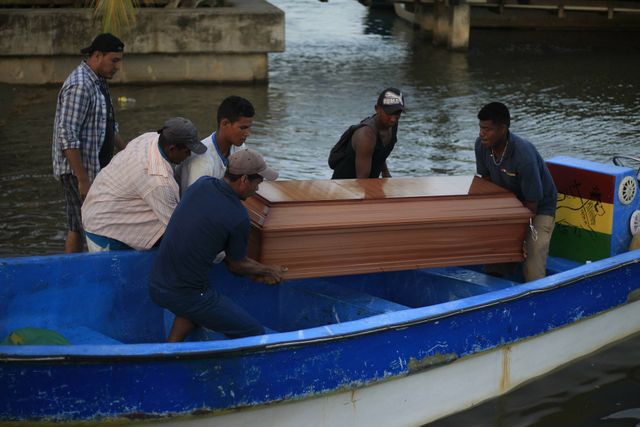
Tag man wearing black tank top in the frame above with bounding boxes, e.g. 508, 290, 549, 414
331, 88, 404, 179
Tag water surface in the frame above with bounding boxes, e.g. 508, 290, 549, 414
0, 1, 639, 425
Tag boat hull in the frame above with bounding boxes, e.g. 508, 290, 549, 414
2, 250, 640, 425
137, 299, 640, 427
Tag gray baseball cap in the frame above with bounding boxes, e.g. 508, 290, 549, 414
157, 117, 206, 154
376, 88, 405, 114
228, 149, 278, 181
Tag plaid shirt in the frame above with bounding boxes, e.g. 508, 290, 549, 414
52, 61, 118, 180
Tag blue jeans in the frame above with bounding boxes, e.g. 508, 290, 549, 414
149, 285, 264, 339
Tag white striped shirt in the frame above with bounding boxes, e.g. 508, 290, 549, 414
81, 132, 179, 250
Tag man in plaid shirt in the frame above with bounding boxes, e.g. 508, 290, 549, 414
52, 33, 126, 253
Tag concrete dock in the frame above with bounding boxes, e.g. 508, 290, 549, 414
394, 0, 640, 49
0, 0, 284, 84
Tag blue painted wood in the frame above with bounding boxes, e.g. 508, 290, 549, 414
1, 248, 640, 422
548, 155, 640, 257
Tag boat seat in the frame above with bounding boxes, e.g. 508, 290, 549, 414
57, 326, 122, 345
279, 279, 411, 329
425, 267, 519, 291
546, 256, 584, 275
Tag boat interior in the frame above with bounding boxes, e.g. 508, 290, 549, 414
0, 252, 581, 346
2, 156, 637, 347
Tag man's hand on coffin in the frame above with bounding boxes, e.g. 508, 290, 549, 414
252, 265, 288, 285
226, 256, 287, 284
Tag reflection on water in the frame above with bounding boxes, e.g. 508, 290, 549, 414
0, 2, 639, 422
2, 4, 639, 254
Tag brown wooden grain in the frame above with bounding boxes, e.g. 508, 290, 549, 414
244, 176, 533, 279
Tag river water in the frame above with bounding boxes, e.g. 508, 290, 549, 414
1, 0, 639, 425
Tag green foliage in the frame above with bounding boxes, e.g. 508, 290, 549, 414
2, 328, 70, 345
90, 0, 139, 35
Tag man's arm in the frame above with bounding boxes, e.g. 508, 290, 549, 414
519, 160, 543, 215
381, 161, 391, 178
63, 149, 91, 200
142, 184, 179, 227
57, 83, 92, 199
225, 257, 287, 285
352, 127, 377, 178
524, 201, 539, 214
474, 138, 490, 178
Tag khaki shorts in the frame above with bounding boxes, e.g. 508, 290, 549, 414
522, 214, 555, 282
485, 214, 555, 282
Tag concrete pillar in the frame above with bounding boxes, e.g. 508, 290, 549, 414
394, 0, 469, 50
394, 2, 435, 31
558, 0, 566, 18
393, 2, 416, 25
448, 1, 470, 50
433, 0, 450, 47
415, 4, 435, 31
433, 0, 469, 50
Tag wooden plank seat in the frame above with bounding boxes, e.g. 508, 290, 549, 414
277, 279, 411, 330
425, 267, 518, 291
244, 176, 533, 279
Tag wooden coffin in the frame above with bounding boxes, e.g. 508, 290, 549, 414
243, 176, 533, 279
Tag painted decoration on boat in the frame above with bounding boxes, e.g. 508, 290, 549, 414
547, 156, 639, 262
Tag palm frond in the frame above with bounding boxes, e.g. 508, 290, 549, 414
90, 0, 139, 35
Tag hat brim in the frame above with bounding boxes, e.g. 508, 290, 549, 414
258, 167, 279, 181
188, 141, 208, 155
382, 105, 405, 115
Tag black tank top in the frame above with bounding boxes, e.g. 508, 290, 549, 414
331, 115, 398, 179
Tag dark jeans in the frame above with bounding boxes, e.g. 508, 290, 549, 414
149, 284, 264, 339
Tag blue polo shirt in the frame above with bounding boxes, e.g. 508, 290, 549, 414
150, 177, 250, 292
475, 132, 557, 216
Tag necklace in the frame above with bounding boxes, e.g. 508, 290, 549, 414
490, 137, 509, 166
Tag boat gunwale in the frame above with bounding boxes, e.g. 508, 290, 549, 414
2, 249, 639, 363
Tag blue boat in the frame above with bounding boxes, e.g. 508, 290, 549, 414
1, 156, 640, 426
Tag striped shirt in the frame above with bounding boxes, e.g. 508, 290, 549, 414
81, 132, 179, 250
52, 61, 117, 180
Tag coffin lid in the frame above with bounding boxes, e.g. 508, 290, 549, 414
244, 176, 532, 232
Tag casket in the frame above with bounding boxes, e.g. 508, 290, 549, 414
243, 176, 533, 279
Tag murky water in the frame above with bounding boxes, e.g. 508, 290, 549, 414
1, 0, 639, 424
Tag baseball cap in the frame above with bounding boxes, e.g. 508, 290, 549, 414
376, 88, 405, 114
157, 117, 207, 154
81, 33, 125, 55
228, 149, 278, 181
